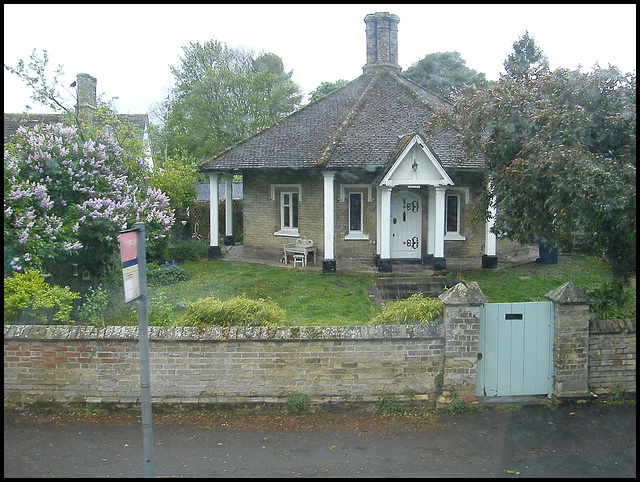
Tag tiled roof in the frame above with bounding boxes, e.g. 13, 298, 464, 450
200, 69, 484, 173
4, 112, 149, 142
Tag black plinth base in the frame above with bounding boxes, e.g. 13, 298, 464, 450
482, 254, 498, 269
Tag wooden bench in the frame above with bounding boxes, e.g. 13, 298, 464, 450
283, 239, 317, 266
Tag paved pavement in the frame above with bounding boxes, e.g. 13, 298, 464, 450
4, 401, 635, 478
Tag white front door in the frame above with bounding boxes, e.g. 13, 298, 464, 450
390, 191, 422, 259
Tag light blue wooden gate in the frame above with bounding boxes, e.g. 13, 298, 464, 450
476, 302, 553, 397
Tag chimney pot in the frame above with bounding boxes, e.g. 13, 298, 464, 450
363, 12, 401, 74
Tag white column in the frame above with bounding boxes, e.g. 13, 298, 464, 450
225, 176, 233, 238
427, 187, 436, 256
376, 187, 382, 256
434, 186, 446, 259
379, 186, 392, 259
485, 197, 497, 256
323, 171, 336, 260
209, 172, 219, 249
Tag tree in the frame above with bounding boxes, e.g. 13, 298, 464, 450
503, 31, 549, 83
403, 52, 486, 101
308, 79, 349, 104
162, 39, 303, 161
5, 49, 176, 276
148, 152, 198, 225
4, 122, 175, 277
5, 49, 150, 171
425, 39, 635, 293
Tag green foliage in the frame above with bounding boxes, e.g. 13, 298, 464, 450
286, 393, 311, 413
587, 282, 636, 320
446, 394, 472, 415
426, 50, 636, 285
175, 294, 285, 327
308, 79, 349, 103
369, 293, 443, 325
377, 394, 406, 415
147, 261, 190, 286
4, 269, 79, 324
404, 51, 486, 101
149, 153, 198, 221
162, 38, 303, 160
503, 31, 549, 82
76, 285, 109, 327
164, 238, 209, 262
434, 373, 444, 396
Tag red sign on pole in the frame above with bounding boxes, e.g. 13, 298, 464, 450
119, 230, 140, 303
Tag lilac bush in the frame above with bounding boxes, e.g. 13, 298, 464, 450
4, 122, 175, 275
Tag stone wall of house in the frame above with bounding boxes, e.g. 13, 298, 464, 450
588, 319, 636, 394
241, 170, 521, 268
4, 324, 445, 406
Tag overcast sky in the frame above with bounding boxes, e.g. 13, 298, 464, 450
4, 4, 636, 117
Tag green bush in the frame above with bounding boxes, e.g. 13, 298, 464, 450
377, 394, 406, 415
175, 295, 285, 327
587, 281, 636, 320
165, 239, 209, 262
369, 293, 443, 325
76, 285, 110, 327
4, 269, 79, 324
286, 393, 311, 412
446, 394, 472, 415
147, 260, 190, 286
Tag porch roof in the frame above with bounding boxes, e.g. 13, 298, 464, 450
200, 70, 484, 173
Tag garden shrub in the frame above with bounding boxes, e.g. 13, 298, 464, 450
286, 393, 311, 412
369, 293, 443, 325
377, 394, 406, 415
147, 260, 190, 286
587, 281, 636, 320
76, 285, 110, 327
176, 295, 285, 327
4, 269, 79, 324
164, 238, 209, 262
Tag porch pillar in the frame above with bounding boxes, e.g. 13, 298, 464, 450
482, 194, 497, 269
224, 176, 234, 246
378, 186, 392, 272
426, 187, 436, 264
208, 172, 221, 258
322, 171, 336, 273
433, 186, 446, 270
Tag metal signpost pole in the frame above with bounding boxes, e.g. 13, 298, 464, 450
134, 223, 154, 478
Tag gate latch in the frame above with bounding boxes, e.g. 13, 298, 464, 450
477, 352, 483, 360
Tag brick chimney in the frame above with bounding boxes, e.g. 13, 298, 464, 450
363, 12, 401, 74
75, 73, 97, 122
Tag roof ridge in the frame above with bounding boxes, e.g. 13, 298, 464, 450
316, 74, 379, 167
391, 71, 452, 113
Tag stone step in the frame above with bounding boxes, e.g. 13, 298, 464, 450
375, 276, 459, 302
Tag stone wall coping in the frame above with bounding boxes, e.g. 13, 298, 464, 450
4, 323, 443, 342
439, 281, 487, 305
589, 318, 636, 334
545, 281, 591, 305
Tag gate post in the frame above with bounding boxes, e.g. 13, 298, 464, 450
439, 281, 487, 397
545, 282, 592, 400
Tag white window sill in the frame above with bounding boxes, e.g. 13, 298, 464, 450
445, 233, 466, 241
274, 228, 300, 237
344, 232, 369, 241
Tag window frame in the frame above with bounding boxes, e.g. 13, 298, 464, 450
275, 190, 299, 237
345, 191, 369, 240
444, 192, 465, 240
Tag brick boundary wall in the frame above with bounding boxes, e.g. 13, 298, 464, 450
588, 319, 636, 394
4, 324, 445, 407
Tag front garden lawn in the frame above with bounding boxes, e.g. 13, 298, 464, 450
102, 255, 634, 327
